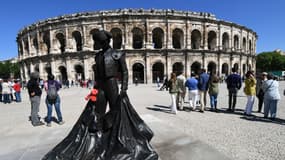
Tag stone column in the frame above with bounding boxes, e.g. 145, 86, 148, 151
39, 60, 45, 79
203, 23, 208, 50
50, 57, 56, 75
66, 57, 72, 81
36, 30, 41, 56
167, 22, 172, 49
145, 54, 151, 84
49, 27, 56, 54
186, 21, 191, 49
27, 33, 33, 56
84, 58, 89, 80
24, 63, 29, 80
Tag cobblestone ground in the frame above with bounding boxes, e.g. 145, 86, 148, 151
0, 82, 284, 160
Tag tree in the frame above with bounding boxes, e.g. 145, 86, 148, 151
0, 61, 20, 79
256, 51, 285, 72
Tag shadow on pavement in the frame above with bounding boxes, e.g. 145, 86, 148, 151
240, 116, 285, 125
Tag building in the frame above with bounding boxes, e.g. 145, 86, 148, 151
17, 9, 257, 83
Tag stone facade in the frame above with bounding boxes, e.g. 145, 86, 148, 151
17, 9, 257, 83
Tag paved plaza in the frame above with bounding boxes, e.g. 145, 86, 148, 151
0, 82, 285, 160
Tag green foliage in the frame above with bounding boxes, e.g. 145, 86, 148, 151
0, 61, 20, 79
256, 51, 285, 71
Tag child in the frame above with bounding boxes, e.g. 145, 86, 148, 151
85, 85, 99, 103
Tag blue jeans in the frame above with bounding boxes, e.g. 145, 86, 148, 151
15, 92, 21, 102
264, 99, 278, 118
46, 96, 62, 123
209, 94, 218, 109
3, 94, 11, 103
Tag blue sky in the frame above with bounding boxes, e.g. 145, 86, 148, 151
0, 0, 284, 60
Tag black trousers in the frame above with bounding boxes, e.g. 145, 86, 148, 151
228, 88, 238, 111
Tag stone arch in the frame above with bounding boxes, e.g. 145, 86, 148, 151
90, 29, 100, 50
249, 40, 252, 53
242, 63, 247, 75
172, 62, 184, 75
243, 37, 246, 52
72, 31, 82, 51
55, 33, 65, 53
222, 63, 229, 76
234, 35, 239, 51
191, 29, 201, 49
172, 28, 184, 49
34, 64, 39, 73
32, 37, 39, 52
132, 63, 144, 83
110, 28, 122, 49
207, 61, 217, 75
132, 27, 144, 49
24, 39, 29, 55
233, 63, 239, 72
152, 62, 164, 83
44, 64, 52, 75
43, 32, 50, 54
58, 66, 68, 82
191, 61, 202, 75
152, 27, 164, 49
222, 32, 229, 51
74, 64, 85, 81
208, 31, 217, 50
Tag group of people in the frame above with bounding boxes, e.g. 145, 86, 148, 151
27, 72, 64, 127
0, 78, 22, 104
165, 68, 282, 120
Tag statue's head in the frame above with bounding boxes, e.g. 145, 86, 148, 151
94, 30, 112, 50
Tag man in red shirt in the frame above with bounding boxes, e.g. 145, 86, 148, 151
13, 80, 21, 102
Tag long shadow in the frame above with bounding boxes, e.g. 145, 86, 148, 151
147, 105, 174, 114
240, 116, 285, 125
216, 108, 246, 116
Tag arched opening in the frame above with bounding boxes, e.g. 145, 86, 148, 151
90, 29, 100, 50
191, 30, 201, 49
152, 27, 164, 49
234, 35, 239, 51
248, 64, 252, 71
233, 63, 239, 72
43, 32, 50, 54
55, 33, 65, 53
132, 63, 144, 83
24, 40, 29, 55
249, 40, 252, 53
243, 37, 246, 52
44, 65, 52, 75
222, 63, 229, 76
207, 61, 217, 75
208, 31, 217, 50
172, 62, 184, 76
58, 66, 68, 83
111, 28, 122, 49
74, 64, 85, 81
132, 27, 144, 49
191, 62, 202, 75
72, 31, 82, 51
34, 64, 39, 73
222, 32, 229, 51
152, 62, 164, 83
92, 64, 96, 80
172, 28, 184, 49
242, 64, 247, 75
32, 38, 39, 52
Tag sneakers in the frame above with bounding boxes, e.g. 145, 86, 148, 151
32, 121, 45, 127
58, 121, 65, 125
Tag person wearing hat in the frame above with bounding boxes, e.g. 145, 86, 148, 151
27, 72, 44, 126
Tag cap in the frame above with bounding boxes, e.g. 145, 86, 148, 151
261, 72, 268, 76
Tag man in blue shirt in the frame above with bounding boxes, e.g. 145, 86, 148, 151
226, 68, 242, 112
198, 69, 210, 112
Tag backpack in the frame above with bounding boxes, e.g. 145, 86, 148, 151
47, 82, 58, 103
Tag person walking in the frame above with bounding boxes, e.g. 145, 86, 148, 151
27, 72, 44, 126
185, 73, 199, 111
226, 68, 242, 112
243, 71, 256, 116
262, 73, 280, 119
176, 72, 186, 110
198, 69, 209, 112
13, 80, 22, 102
168, 72, 179, 114
256, 72, 267, 112
0, 78, 3, 102
2, 79, 11, 104
208, 73, 219, 112
45, 74, 64, 127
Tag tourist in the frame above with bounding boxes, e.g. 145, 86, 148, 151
243, 71, 256, 116
256, 72, 267, 112
13, 79, 22, 102
168, 72, 178, 114
27, 72, 44, 126
198, 69, 209, 112
156, 77, 160, 88
176, 72, 186, 110
185, 73, 199, 111
262, 73, 280, 119
160, 77, 169, 91
208, 73, 219, 112
226, 68, 242, 112
2, 79, 11, 104
44, 74, 64, 127
0, 78, 2, 102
